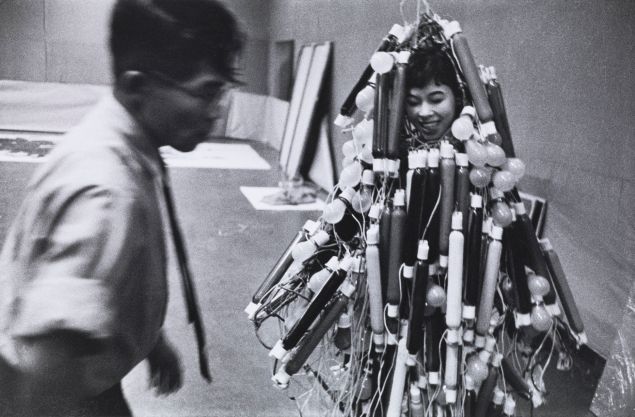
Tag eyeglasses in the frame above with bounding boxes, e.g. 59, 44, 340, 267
146, 71, 232, 103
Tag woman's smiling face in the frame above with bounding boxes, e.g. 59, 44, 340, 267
405, 81, 457, 141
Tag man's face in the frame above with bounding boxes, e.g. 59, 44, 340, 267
140, 65, 230, 152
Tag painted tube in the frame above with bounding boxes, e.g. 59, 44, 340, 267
455, 153, 471, 235
386, 338, 409, 417
474, 353, 501, 417
438, 142, 456, 268
506, 228, 532, 318
512, 202, 559, 315
443, 329, 461, 403
380, 201, 393, 299
366, 225, 385, 348
501, 357, 532, 401
245, 220, 318, 316
464, 376, 477, 417
272, 282, 354, 387
337, 24, 406, 120
485, 68, 516, 158
425, 307, 445, 384
441, 21, 498, 146
372, 72, 390, 170
403, 152, 427, 276
387, 190, 407, 318
270, 256, 354, 359
464, 194, 483, 319
446, 212, 465, 329
406, 151, 417, 209
475, 225, 503, 338
386, 52, 409, 159
421, 149, 441, 262
407, 241, 429, 360
540, 239, 586, 337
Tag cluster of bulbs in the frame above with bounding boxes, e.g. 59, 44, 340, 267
247, 12, 585, 417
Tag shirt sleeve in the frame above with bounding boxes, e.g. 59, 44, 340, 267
11, 184, 143, 340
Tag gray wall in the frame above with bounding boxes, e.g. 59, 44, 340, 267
0, 0, 270, 93
269, 0, 634, 357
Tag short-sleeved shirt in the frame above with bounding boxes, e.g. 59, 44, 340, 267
0, 93, 168, 394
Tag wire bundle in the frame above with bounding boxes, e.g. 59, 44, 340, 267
246, 11, 586, 417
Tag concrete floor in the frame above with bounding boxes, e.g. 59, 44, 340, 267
0, 139, 604, 416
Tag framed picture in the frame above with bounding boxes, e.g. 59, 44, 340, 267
279, 42, 332, 181
518, 191, 548, 238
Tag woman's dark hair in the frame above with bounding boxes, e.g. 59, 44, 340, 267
406, 49, 464, 111
110, 0, 244, 82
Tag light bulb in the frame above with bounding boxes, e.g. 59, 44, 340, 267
342, 140, 357, 158
359, 145, 373, 164
492, 170, 516, 192
355, 85, 375, 113
469, 166, 492, 188
528, 274, 551, 298
291, 240, 317, 262
491, 200, 513, 227
352, 189, 372, 213
339, 161, 362, 187
426, 284, 446, 307
486, 143, 507, 167
322, 199, 347, 224
486, 131, 502, 146
370, 51, 394, 74
352, 119, 373, 147
342, 156, 355, 167
531, 304, 552, 332
503, 158, 526, 180
466, 354, 489, 383
451, 115, 474, 140
465, 140, 488, 167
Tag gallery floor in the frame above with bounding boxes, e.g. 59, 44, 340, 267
0, 139, 604, 417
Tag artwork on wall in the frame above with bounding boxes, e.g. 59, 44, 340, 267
279, 42, 333, 185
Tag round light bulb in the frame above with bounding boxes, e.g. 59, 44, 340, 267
370, 51, 394, 74
355, 85, 375, 113
291, 240, 316, 262
352, 119, 373, 147
451, 115, 474, 140
426, 284, 446, 308
465, 140, 488, 167
492, 170, 516, 192
531, 304, 552, 332
528, 274, 551, 298
342, 156, 355, 167
322, 199, 347, 224
491, 201, 513, 227
486, 131, 503, 146
486, 143, 507, 167
469, 167, 492, 188
503, 158, 526, 180
342, 140, 357, 158
339, 161, 362, 187
466, 355, 489, 383
359, 145, 373, 164
351, 189, 372, 214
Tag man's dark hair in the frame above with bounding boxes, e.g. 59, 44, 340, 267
406, 49, 464, 111
110, 0, 244, 82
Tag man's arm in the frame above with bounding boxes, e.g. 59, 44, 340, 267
13, 330, 105, 415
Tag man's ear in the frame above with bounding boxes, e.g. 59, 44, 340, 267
117, 70, 147, 94
115, 71, 150, 111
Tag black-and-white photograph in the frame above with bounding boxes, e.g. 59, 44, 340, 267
0, 1, 632, 416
